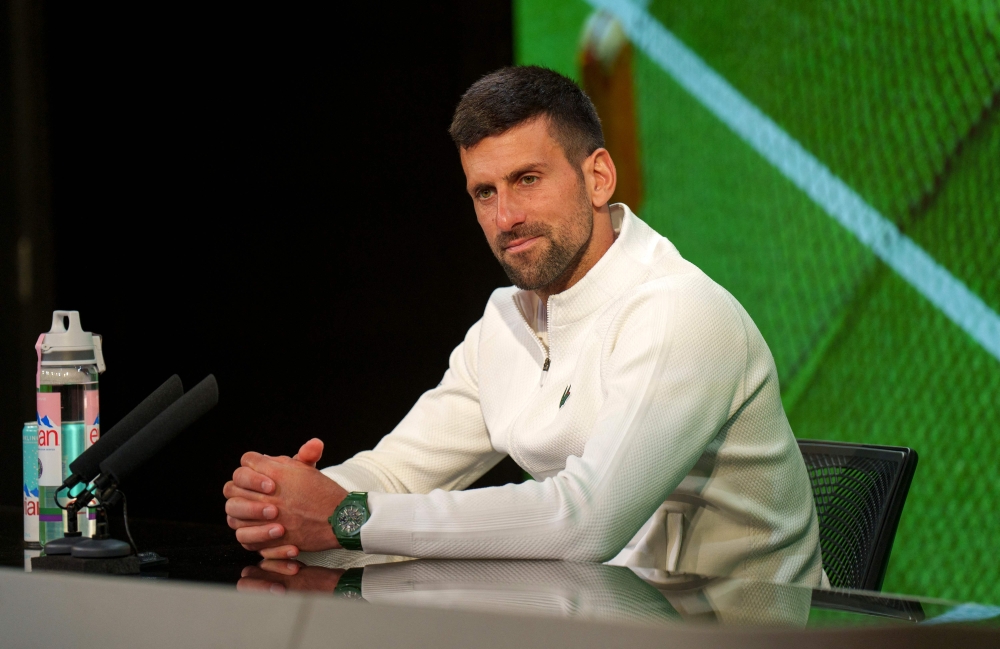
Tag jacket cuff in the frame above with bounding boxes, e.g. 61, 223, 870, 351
361, 492, 415, 556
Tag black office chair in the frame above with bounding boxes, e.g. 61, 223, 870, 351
797, 440, 918, 592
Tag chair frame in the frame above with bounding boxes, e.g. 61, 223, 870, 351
797, 440, 918, 592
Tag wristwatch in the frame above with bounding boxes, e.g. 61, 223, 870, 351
329, 491, 369, 551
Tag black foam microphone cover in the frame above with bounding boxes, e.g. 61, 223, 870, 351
65, 375, 184, 489
97, 374, 218, 487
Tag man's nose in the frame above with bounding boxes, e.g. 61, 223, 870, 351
495, 190, 526, 231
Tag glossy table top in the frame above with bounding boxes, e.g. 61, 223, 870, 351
2, 506, 998, 633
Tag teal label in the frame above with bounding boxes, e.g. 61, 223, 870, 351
22, 424, 38, 498
61, 422, 88, 498
23, 423, 39, 544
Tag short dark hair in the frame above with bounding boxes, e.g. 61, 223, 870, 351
449, 66, 604, 164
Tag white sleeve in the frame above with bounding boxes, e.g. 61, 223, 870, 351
321, 318, 505, 495
360, 279, 748, 561
359, 560, 681, 625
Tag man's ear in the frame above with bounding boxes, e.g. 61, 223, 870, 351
586, 148, 617, 208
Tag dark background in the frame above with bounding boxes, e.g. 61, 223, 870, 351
0, 2, 522, 525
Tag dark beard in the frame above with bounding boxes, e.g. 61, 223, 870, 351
493, 192, 593, 291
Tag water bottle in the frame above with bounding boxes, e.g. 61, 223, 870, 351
35, 311, 106, 545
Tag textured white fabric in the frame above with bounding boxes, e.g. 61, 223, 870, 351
356, 560, 811, 627
323, 204, 823, 586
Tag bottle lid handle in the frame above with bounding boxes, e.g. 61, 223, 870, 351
50, 310, 84, 334
34, 334, 44, 389
93, 334, 106, 373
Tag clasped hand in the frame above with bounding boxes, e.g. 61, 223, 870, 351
223, 438, 347, 559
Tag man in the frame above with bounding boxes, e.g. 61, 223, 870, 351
224, 66, 824, 585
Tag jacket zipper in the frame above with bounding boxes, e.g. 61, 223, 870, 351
515, 303, 551, 387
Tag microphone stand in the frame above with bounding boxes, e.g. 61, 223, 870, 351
41, 485, 132, 559
34, 374, 216, 574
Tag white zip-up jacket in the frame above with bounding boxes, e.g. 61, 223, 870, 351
323, 204, 823, 585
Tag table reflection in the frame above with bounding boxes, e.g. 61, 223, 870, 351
238, 552, 814, 627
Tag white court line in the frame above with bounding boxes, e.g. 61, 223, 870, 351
588, 0, 1000, 362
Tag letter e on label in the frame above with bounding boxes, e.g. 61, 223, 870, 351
36, 392, 62, 487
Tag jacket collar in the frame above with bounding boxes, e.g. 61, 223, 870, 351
519, 203, 672, 328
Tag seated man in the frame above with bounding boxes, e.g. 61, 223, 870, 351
224, 66, 824, 585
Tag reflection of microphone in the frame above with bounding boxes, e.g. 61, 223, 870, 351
61, 375, 184, 492
94, 374, 219, 496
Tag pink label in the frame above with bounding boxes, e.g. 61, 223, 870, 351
84, 389, 100, 449
24, 495, 39, 543
36, 392, 62, 487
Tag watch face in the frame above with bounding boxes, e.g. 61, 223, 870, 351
337, 504, 366, 535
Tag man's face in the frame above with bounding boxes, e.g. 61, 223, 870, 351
460, 117, 594, 292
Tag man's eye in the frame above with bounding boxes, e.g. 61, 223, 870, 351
521, 176, 538, 185
477, 188, 495, 200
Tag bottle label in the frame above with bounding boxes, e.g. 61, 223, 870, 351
23, 424, 39, 543
36, 392, 62, 488
84, 389, 100, 449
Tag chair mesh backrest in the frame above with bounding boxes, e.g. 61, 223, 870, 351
798, 442, 917, 591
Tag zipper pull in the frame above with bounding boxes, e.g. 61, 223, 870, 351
540, 357, 550, 387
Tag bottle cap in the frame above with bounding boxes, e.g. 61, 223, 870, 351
39, 311, 106, 372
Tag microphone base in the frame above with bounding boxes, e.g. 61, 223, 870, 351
42, 534, 83, 556
71, 537, 132, 558
31, 554, 140, 575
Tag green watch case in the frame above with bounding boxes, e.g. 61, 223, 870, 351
329, 491, 369, 551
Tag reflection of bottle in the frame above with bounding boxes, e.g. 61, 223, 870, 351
580, 10, 643, 213
22, 422, 39, 547
35, 311, 106, 545
24, 548, 42, 573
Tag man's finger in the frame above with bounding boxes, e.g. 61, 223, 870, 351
232, 466, 275, 494
257, 559, 302, 576
235, 523, 286, 545
241, 451, 264, 466
269, 456, 300, 467
229, 515, 279, 530
240, 567, 276, 581
236, 578, 286, 594
240, 451, 273, 471
223, 481, 272, 503
259, 544, 300, 560
226, 498, 277, 521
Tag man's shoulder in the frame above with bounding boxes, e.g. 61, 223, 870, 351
614, 209, 740, 314
610, 239, 743, 327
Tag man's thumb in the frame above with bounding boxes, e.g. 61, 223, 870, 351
293, 438, 324, 467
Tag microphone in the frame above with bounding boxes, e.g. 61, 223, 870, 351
94, 374, 218, 494
62, 375, 184, 491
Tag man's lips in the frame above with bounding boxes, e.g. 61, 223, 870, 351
503, 236, 541, 254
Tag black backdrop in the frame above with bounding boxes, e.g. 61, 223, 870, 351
10, 3, 520, 524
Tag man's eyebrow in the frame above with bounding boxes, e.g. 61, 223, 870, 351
503, 162, 548, 184
468, 162, 549, 196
